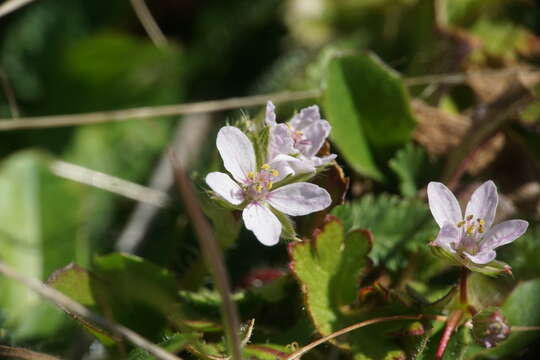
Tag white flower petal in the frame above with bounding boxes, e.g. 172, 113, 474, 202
433, 223, 460, 252
265, 101, 277, 126
310, 154, 337, 167
427, 182, 462, 228
268, 155, 297, 182
205, 172, 244, 205
464, 250, 496, 265
481, 219, 529, 251
290, 105, 320, 131
268, 124, 296, 160
465, 180, 498, 230
242, 203, 281, 246
267, 182, 331, 216
216, 126, 256, 183
296, 120, 331, 158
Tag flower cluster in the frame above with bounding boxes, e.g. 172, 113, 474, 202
206, 102, 335, 246
427, 180, 528, 274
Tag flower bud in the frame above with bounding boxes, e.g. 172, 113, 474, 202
471, 307, 510, 348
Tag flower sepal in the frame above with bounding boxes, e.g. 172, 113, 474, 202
429, 246, 512, 277
206, 191, 244, 211
270, 208, 298, 241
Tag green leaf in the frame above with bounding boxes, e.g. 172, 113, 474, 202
46, 263, 117, 346
332, 194, 438, 270
323, 54, 416, 181
0, 151, 89, 340
289, 218, 409, 359
128, 332, 199, 360
91, 253, 180, 340
389, 143, 429, 198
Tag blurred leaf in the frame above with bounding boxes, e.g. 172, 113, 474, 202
469, 18, 540, 65
332, 194, 438, 270
323, 54, 416, 181
289, 218, 409, 359
46, 263, 116, 346
243, 344, 291, 359
128, 332, 199, 360
0, 150, 88, 340
389, 143, 428, 197
91, 253, 180, 340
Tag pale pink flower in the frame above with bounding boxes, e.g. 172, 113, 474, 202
206, 126, 331, 246
427, 181, 528, 265
265, 101, 336, 173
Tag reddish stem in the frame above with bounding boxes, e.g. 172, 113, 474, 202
435, 310, 463, 360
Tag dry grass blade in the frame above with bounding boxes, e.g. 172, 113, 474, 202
0, 89, 322, 130
0, 345, 60, 360
0, 0, 35, 18
169, 154, 243, 360
129, 0, 168, 48
0, 260, 183, 360
50, 160, 170, 207
0, 67, 20, 118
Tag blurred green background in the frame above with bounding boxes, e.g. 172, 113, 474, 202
1, 0, 540, 359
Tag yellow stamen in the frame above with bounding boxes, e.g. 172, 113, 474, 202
466, 225, 475, 236
247, 171, 255, 180
261, 163, 271, 170
457, 221, 465, 228
255, 184, 263, 193
466, 215, 473, 221
271, 169, 279, 177
478, 219, 485, 225
478, 225, 484, 233
266, 181, 273, 190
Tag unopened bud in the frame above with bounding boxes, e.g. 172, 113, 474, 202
471, 307, 510, 348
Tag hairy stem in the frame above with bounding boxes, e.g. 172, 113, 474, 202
435, 310, 463, 360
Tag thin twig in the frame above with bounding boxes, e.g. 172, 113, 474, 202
170, 156, 243, 360
116, 114, 212, 253
512, 326, 540, 332
285, 314, 447, 360
129, 0, 168, 48
0, 67, 20, 117
0, 89, 322, 131
0, 345, 60, 360
50, 160, 170, 208
0, 260, 183, 360
0, 0, 35, 18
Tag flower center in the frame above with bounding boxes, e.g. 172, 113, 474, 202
287, 124, 311, 146
244, 163, 280, 203
454, 215, 486, 255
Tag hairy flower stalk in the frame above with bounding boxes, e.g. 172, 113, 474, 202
206, 103, 335, 246
427, 180, 528, 274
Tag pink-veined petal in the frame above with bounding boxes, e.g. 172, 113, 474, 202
465, 180, 498, 230
242, 203, 281, 246
464, 250, 497, 265
432, 223, 460, 252
267, 182, 331, 216
268, 124, 296, 160
216, 126, 256, 183
296, 120, 331, 158
480, 219, 529, 251
427, 182, 462, 228
289, 105, 320, 131
265, 101, 277, 126
205, 172, 244, 205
